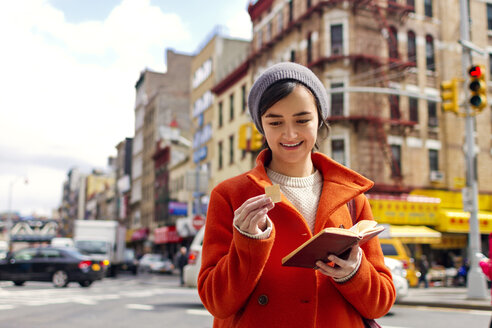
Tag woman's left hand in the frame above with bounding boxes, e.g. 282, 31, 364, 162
315, 246, 361, 279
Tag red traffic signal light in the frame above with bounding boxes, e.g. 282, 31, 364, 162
468, 65, 483, 78
468, 65, 487, 111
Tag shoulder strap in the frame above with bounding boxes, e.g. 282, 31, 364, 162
347, 198, 357, 225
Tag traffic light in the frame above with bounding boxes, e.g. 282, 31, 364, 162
238, 124, 248, 150
238, 123, 264, 152
468, 65, 487, 111
250, 125, 264, 151
440, 78, 459, 114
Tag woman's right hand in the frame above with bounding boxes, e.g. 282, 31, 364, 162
233, 195, 275, 235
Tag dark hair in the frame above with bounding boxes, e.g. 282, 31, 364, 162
258, 79, 330, 150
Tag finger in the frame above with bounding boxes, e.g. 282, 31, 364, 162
234, 195, 265, 216
316, 261, 336, 276
241, 199, 273, 221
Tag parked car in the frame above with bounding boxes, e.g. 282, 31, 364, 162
380, 238, 418, 287
0, 246, 105, 287
138, 253, 174, 274
119, 248, 139, 275
384, 256, 409, 301
183, 226, 205, 287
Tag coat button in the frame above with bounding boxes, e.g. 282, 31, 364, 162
258, 294, 268, 306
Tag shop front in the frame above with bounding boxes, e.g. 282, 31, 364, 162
154, 226, 183, 259
126, 227, 149, 257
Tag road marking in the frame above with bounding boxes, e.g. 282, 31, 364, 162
187, 309, 211, 316
126, 304, 154, 311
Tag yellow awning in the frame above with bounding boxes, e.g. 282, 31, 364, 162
437, 210, 492, 234
386, 225, 442, 244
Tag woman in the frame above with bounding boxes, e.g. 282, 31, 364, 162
198, 62, 395, 327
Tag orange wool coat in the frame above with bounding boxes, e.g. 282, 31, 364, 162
198, 150, 395, 327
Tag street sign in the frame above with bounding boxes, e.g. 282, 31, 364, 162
192, 215, 206, 231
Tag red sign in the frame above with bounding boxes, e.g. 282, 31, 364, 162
192, 215, 206, 231
154, 226, 182, 244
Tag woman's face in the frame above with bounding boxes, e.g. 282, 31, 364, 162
261, 85, 319, 174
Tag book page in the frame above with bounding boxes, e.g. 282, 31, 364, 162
349, 220, 378, 235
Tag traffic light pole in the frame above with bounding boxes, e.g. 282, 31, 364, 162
459, 0, 487, 299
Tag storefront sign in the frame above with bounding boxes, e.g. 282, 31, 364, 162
131, 228, 148, 241
169, 201, 188, 216
154, 226, 182, 244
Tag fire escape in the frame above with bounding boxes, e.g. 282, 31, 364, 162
247, 0, 416, 192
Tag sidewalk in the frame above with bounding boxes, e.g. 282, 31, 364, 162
396, 287, 492, 311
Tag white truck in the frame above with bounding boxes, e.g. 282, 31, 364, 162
73, 220, 126, 277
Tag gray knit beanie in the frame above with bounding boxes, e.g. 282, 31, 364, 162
248, 62, 329, 135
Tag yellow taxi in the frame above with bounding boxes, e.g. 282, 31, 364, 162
379, 238, 418, 287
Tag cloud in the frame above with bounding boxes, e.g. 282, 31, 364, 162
0, 0, 191, 215
225, 6, 252, 40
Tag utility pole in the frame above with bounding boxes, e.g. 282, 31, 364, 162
459, 0, 487, 299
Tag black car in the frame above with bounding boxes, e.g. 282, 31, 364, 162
119, 248, 139, 275
0, 247, 105, 287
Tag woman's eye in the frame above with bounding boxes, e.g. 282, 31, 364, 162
269, 121, 282, 126
297, 119, 311, 124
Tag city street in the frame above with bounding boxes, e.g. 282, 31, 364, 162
0, 272, 490, 328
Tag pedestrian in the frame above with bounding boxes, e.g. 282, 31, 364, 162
417, 254, 430, 288
198, 62, 395, 327
176, 246, 188, 286
479, 232, 492, 328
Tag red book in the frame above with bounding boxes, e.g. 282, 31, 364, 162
281, 220, 385, 269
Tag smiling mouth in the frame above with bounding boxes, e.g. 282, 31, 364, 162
280, 141, 303, 148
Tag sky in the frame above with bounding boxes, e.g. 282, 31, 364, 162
0, 0, 252, 217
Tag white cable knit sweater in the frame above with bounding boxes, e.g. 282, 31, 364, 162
266, 168, 323, 233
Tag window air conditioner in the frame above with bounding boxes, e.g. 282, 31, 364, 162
430, 170, 444, 182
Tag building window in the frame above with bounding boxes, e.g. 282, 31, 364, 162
429, 149, 439, 171
388, 26, 398, 60
331, 24, 343, 55
218, 101, 223, 128
290, 49, 296, 62
428, 101, 438, 127
390, 144, 402, 177
241, 84, 247, 113
307, 32, 313, 64
289, 0, 293, 23
229, 93, 234, 121
229, 135, 234, 165
266, 22, 272, 42
407, 0, 415, 12
424, 0, 433, 17
389, 95, 400, 120
218, 141, 223, 170
407, 31, 416, 64
307, 0, 312, 9
425, 35, 435, 71
277, 11, 284, 34
330, 82, 344, 116
488, 4, 492, 30
331, 139, 346, 166
409, 97, 419, 123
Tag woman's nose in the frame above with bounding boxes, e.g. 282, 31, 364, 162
282, 124, 298, 139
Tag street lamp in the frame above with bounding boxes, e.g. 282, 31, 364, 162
6, 176, 28, 252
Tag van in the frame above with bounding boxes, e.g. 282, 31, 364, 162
380, 238, 418, 287
183, 226, 205, 287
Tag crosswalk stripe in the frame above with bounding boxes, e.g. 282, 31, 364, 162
187, 309, 211, 316
126, 304, 154, 311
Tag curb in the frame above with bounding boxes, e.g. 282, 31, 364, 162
396, 300, 492, 311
